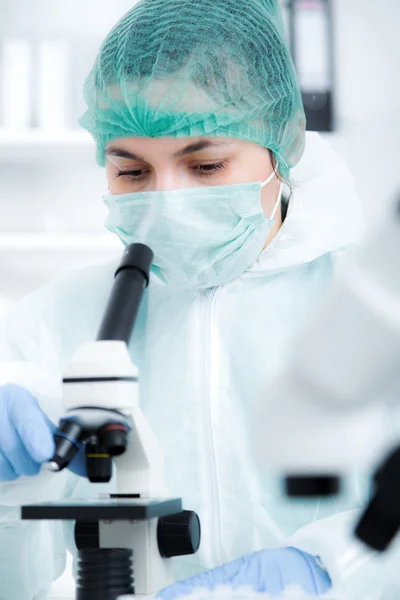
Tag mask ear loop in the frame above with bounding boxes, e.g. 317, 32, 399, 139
261, 163, 283, 221
261, 168, 277, 188
270, 182, 283, 220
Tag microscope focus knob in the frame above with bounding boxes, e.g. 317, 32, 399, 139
157, 510, 201, 558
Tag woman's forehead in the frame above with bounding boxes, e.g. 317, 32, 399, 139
105, 136, 257, 159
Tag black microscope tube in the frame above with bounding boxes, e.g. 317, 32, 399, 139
97, 244, 153, 345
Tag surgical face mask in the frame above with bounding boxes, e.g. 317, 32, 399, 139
103, 170, 282, 289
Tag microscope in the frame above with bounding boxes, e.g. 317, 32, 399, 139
255, 195, 400, 553
21, 243, 201, 600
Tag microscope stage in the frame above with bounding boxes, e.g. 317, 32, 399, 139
21, 497, 182, 520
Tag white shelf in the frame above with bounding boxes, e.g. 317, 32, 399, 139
0, 232, 122, 251
0, 129, 95, 160
0, 129, 93, 145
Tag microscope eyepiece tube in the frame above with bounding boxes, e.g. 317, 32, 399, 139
97, 243, 153, 344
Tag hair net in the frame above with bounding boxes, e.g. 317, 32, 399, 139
79, 0, 306, 178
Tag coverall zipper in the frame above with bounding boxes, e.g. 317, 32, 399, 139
200, 286, 223, 567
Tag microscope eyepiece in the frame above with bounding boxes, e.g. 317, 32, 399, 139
116, 243, 153, 285
97, 243, 154, 344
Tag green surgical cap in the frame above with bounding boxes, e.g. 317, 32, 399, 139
79, 0, 306, 178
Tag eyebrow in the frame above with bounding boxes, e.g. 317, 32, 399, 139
106, 140, 231, 161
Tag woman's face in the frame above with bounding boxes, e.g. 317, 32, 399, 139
105, 136, 281, 225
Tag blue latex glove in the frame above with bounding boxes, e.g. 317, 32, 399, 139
158, 548, 332, 599
0, 383, 86, 480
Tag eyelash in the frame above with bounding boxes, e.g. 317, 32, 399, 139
115, 162, 227, 182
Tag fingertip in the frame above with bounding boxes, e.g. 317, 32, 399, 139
0, 456, 18, 482
28, 427, 56, 463
20, 459, 42, 477
18, 409, 56, 463
2, 382, 33, 399
42, 413, 57, 435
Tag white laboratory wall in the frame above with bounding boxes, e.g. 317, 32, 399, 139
0, 0, 399, 314
0, 0, 137, 37
329, 0, 400, 221
0, 0, 141, 311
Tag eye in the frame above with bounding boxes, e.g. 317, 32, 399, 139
191, 162, 227, 176
115, 169, 150, 182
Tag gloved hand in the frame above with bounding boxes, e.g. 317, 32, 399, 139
0, 383, 86, 481
157, 547, 332, 599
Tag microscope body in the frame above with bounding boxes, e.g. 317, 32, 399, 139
21, 244, 201, 599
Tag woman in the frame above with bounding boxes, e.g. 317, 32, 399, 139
0, 1, 365, 599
